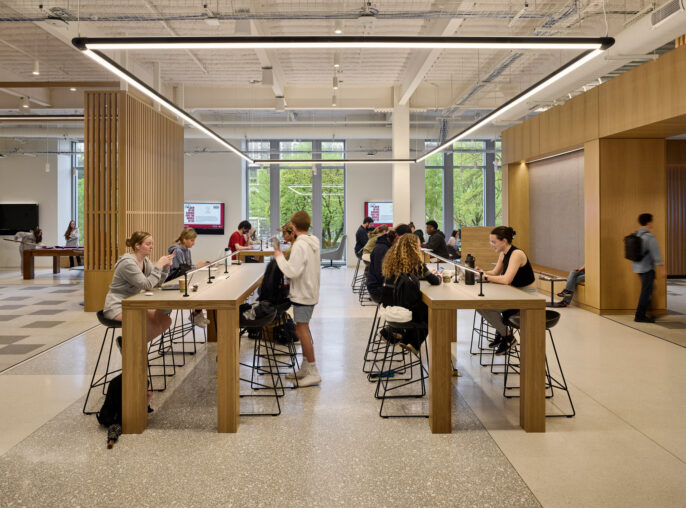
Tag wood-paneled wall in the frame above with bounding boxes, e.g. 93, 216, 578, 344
84, 91, 184, 311
460, 227, 499, 268
502, 46, 686, 165
596, 139, 667, 313
507, 162, 530, 255
667, 141, 686, 276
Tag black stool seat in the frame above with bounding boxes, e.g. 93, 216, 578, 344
240, 310, 277, 329
507, 310, 560, 330
386, 321, 427, 330
96, 310, 122, 329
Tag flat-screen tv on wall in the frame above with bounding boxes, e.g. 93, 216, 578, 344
364, 201, 393, 227
184, 202, 224, 235
0, 203, 39, 235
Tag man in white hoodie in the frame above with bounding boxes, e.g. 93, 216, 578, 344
273, 210, 321, 387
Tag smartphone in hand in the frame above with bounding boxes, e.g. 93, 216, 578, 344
270, 235, 280, 251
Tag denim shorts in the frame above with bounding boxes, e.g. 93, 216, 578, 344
292, 303, 314, 323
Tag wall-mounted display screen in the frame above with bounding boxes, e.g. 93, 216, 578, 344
364, 201, 393, 227
0, 203, 39, 235
184, 202, 224, 235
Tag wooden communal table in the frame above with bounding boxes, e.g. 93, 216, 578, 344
236, 248, 275, 263
22, 247, 84, 280
421, 281, 547, 433
120, 263, 264, 434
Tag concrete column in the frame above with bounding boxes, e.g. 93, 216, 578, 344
392, 86, 411, 224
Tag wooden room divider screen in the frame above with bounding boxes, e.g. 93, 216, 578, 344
83, 91, 184, 312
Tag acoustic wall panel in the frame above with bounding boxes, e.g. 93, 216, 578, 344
528, 150, 584, 272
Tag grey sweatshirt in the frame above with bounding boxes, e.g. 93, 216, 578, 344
103, 253, 168, 319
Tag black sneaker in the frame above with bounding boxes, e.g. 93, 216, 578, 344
488, 332, 504, 348
556, 289, 570, 298
634, 316, 655, 323
495, 335, 515, 356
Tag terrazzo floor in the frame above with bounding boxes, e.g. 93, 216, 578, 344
604, 279, 686, 347
0, 268, 685, 507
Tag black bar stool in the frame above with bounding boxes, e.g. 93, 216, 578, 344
375, 321, 429, 418
239, 309, 283, 416
83, 311, 122, 415
362, 298, 386, 376
351, 256, 365, 293
504, 310, 575, 417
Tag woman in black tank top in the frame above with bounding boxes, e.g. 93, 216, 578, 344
477, 226, 535, 289
476, 226, 536, 356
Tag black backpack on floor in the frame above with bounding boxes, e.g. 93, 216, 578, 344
96, 374, 122, 427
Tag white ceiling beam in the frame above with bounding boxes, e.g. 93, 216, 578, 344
397, 18, 464, 105
250, 20, 286, 98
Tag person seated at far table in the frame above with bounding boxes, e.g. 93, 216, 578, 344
355, 216, 374, 259
447, 229, 461, 259
168, 227, 211, 327
228, 220, 258, 263
14, 227, 42, 272
409, 222, 425, 244
557, 264, 585, 307
362, 224, 389, 262
422, 220, 450, 259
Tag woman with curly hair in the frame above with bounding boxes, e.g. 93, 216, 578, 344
380, 233, 440, 352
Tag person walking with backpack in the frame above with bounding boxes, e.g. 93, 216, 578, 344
273, 211, 322, 387
631, 213, 665, 323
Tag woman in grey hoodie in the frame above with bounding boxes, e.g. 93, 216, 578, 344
103, 231, 174, 341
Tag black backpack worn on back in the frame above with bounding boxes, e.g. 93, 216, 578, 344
624, 231, 646, 262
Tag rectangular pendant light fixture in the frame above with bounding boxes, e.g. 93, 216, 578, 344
72, 36, 614, 165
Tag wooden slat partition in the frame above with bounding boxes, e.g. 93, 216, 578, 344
666, 140, 686, 276
84, 91, 183, 312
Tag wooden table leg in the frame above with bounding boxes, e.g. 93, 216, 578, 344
519, 308, 546, 432
206, 309, 217, 342
52, 256, 60, 274
428, 307, 455, 433
122, 308, 148, 434
216, 307, 240, 433
23, 251, 33, 280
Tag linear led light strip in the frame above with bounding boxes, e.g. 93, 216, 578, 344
82, 49, 254, 164
416, 49, 604, 162
74, 36, 614, 165
0, 115, 84, 121
75, 36, 613, 51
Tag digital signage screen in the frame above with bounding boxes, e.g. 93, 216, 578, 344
184, 202, 224, 235
364, 201, 393, 227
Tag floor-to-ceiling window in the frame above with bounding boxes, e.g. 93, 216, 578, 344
71, 141, 84, 244
424, 139, 501, 234
246, 139, 346, 255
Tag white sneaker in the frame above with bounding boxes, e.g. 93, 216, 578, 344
285, 360, 309, 380
297, 367, 321, 387
189, 312, 208, 328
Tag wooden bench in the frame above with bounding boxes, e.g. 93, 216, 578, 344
532, 264, 586, 308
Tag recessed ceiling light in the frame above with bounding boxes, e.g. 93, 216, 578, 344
332, 94, 337, 107
21, 96, 30, 109
32, 60, 40, 75
333, 53, 340, 69
333, 76, 339, 90
334, 20, 343, 34
69, 87, 77, 92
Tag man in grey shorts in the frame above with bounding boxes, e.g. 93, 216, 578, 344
274, 210, 321, 387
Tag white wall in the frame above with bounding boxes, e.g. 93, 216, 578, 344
182, 139, 244, 264
0, 138, 72, 268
